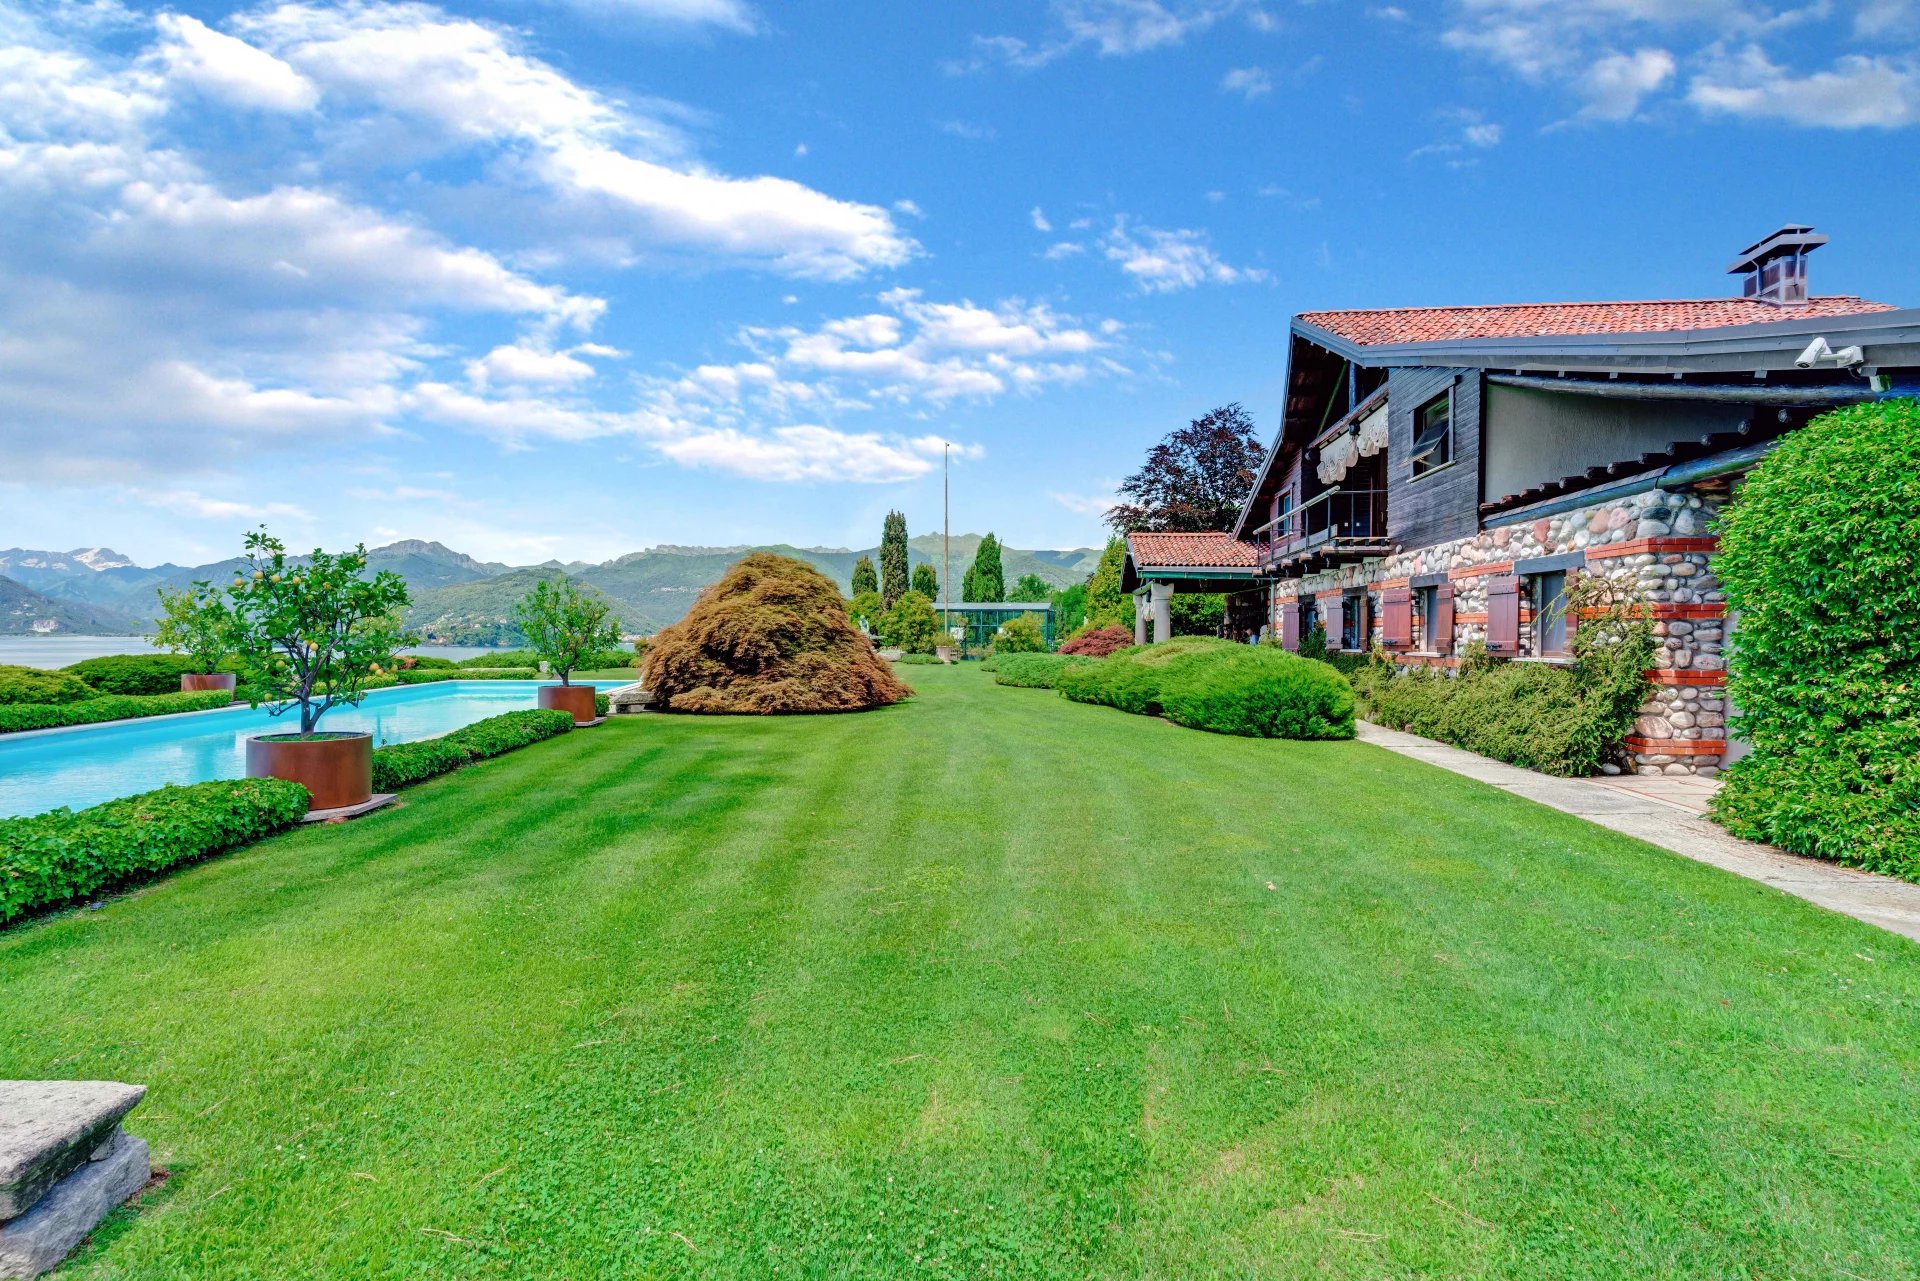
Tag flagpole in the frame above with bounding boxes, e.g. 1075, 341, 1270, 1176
943, 443, 951, 643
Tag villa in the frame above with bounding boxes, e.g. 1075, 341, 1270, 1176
1123, 226, 1920, 775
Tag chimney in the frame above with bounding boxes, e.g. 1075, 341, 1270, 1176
1727, 224, 1827, 306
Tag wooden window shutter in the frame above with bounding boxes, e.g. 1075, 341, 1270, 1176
1280, 601, 1300, 651
1486, 576, 1520, 655
1382, 587, 1412, 650
1434, 583, 1455, 655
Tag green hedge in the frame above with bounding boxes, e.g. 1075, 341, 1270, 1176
402, 654, 460, 670
1, 778, 309, 926
0, 665, 96, 706
0, 690, 236, 735
1710, 399, 1920, 877
991, 653, 1092, 689
893, 652, 942, 666
369, 709, 575, 793
1057, 644, 1354, 739
595, 693, 611, 718
61, 654, 209, 696
395, 667, 539, 684
1360, 662, 1616, 775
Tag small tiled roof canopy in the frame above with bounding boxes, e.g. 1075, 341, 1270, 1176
1125, 531, 1259, 570
1298, 296, 1895, 347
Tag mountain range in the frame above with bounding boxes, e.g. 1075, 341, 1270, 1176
0, 537, 1102, 642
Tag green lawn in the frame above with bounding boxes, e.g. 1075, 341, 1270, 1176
5, 667, 1919, 1279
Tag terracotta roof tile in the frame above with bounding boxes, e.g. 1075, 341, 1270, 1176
1126, 532, 1259, 570
1298, 296, 1896, 347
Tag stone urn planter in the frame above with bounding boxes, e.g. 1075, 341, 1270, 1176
934, 645, 955, 663
537, 683, 599, 725
180, 672, 237, 695
246, 732, 373, 812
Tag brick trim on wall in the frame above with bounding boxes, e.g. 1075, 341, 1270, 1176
1644, 669, 1728, 686
1580, 603, 1726, 620
1625, 736, 1728, 756
1584, 537, 1720, 562
1448, 561, 1514, 580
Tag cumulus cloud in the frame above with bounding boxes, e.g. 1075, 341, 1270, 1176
152, 13, 317, 112
550, 0, 758, 32
235, 2, 917, 278
954, 0, 1274, 71
1100, 219, 1267, 292
1441, 0, 1920, 128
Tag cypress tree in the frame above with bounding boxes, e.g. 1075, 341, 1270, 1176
879, 511, 909, 607
1084, 536, 1129, 629
965, 533, 1005, 603
851, 555, 878, 597
911, 561, 938, 598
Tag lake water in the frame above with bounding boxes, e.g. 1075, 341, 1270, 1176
0, 635, 515, 668
0, 680, 630, 818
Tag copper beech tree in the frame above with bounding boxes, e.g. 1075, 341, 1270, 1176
1106, 403, 1264, 534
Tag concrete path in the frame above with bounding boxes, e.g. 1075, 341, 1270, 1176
1357, 722, 1920, 945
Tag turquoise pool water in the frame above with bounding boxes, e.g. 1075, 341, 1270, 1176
0, 681, 629, 819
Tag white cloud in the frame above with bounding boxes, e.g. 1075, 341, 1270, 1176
936, 118, 997, 140
1048, 489, 1119, 516
1689, 46, 1920, 127
1030, 205, 1053, 232
1043, 241, 1086, 259
956, 0, 1274, 71
1575, 48, 1676, 120
239, 2, 917, 277
139, 487, 314, 522
466, 344, 598, 388
1410, 109, 1504, 161
1220, 66, 1272, 100
1101, 218, 1268, 292
656, 426, 952, 483
152, 14, 317, 112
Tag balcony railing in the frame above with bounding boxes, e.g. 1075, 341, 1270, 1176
1248, 487, 1390, 571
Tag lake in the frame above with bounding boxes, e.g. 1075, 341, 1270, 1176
0, 635, 517, 669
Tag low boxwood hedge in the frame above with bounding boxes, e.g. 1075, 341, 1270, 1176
402, 654, 460, 670
991, 653, 1092, 689
61, 654, 213, 696
1056, 643, 1354, 740
369, 709, 575, 792
395, 667, 540, 684
0, 665, 96, 706
0, 778, 309, 926
0, 690, 236, 734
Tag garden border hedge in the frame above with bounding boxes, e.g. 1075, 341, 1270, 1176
0, 690, 237, 735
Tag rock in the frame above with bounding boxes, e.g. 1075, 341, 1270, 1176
1634, 715, 1673, 737
0, 1129, 149, 1280
1599, 763, 1622, 776
0, 1082, 145, 1221
1662, 764, 1694, 776
1637, 520, 1672, 538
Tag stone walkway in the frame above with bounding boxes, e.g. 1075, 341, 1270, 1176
1357, 722, 1920, 945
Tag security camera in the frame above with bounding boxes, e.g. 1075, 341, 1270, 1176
1796, 336, 1866, 369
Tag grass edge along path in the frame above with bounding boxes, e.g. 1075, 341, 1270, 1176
2, 665, 1917, 1279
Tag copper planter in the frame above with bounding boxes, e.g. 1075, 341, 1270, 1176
246, 732, 373, 812
181, 672, 237, 694
537, 683, 599, 725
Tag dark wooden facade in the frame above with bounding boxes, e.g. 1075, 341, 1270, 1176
1385, 367, 1481, 552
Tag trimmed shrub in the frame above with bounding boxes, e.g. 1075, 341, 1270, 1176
893, 652, 942, 665
1, 778, 309, 926
1711, 399, 1920, 876
1057, 643, 1354, 740
992, 612, 1047, 654
0, 666, 96, 706
595, 693, 611, 717
645, 553, 911, 714
368, 709, 575, 793
457, 650, 541, 668
1058, 625, 1133, 658
0, 691, 235, 735
991, 653, 1091, 689
61, 654, 203, 696
1158, 648, 1354, 739
402, 654, 460, 670
395, 667, 539, 684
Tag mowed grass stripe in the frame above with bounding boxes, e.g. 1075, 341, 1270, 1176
1, 665, 1916, 1279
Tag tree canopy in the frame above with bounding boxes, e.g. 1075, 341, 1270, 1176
1107, 403, 1265, 534
962, 532, 1005, 602
1083, 537, 1130, 631
911, 561, 939, 600
851, 555, 878, 598
880, 511, 909, 607
1009, 573, 1051, 602
514, 578, 623, 685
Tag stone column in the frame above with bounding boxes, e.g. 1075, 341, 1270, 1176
1133, 592, 1148, 645
1150, 581, 1172, 645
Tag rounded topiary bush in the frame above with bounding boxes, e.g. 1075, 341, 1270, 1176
62, 654, 201, 696
1711, 398, 1920, 875
1057, 625, 1133, 657
0, 665, 97, 706
643, 553, 911, 714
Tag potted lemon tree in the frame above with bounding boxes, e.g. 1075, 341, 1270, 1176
152, 580, 237, 694
514, 579, 620, 725
228, 530, 411, 813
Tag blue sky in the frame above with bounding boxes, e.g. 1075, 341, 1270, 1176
3, 0, 1917, 566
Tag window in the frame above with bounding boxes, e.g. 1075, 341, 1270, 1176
1410, 392, 1453, 478
1413, 585, 1437, 651
1528, 571, 1569, 656
1340, 593, 1368, 651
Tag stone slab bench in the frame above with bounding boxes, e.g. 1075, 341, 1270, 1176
606, 683, 658, 714
0, 1082, 149, 1279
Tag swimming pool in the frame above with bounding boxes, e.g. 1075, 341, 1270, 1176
0, 681, 631, 819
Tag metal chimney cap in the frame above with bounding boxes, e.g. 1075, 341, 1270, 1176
1727, 224, 1828, 274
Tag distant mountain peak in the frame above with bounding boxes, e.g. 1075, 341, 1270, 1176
68, 547, 134, 571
